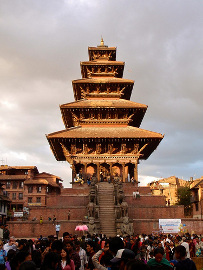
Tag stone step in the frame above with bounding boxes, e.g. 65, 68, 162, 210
98, 182, 116, 237
99, 210, 115, 213
98, 189, 114, 191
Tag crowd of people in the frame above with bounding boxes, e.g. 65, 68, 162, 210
0, 229, 201, 270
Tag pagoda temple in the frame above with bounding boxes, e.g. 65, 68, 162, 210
47, 39, 163, 184
5, 40, 189, 238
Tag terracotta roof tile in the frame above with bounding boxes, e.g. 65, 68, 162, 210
80, 61, 124, 65
60, 99, 147, 109
47, 126, 163, 139
72, 78, 134, 84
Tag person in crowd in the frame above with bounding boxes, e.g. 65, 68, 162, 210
139, 242, 147, 262
147, 248, 173, 269
63, 233, 71, 248
0, 240, 6, 270
168, 241, 175, 261
19, 261, 36, 270
194, 236, 201, 256
55, 223, 61, 240
5, 249, 16, 270
40, 252, 60, 270
3, 225, 10, 243
189, 238, 195, 258
10, 251, 32, 270
75, 240, 88, 270
125, 259, 150, 270
61, 248, 75, 270
4, 236, 18, 252
174, 245, 197, 270
0, 226, 3, 242
92, 240, 113, 270
51, 240, 63, 255
16, 240, 27, 253
86, 241, 95, 270
110, 249, 135, 270
66, 241, 81, 270
181, 237, 190, 258
109, 237, 124, 257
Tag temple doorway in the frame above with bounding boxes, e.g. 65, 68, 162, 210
125, 163, 134, 182
86, 163, 97, 178
100, 163, 110, 182
75, 164, 84, 181
112, 163, 122, 177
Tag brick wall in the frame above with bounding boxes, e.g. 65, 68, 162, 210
125, 195, 166, 206
128, 205, 184, 219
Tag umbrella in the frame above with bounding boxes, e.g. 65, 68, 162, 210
75, 225, 88, 231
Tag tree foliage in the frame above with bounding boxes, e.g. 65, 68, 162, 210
176, 186, 191, 206
176, 186, 192, 216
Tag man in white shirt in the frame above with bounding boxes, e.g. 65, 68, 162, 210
3, 236, 18, 252
55, 222, 61, 240
181, 237, 190, 258
75, 240, 88, 270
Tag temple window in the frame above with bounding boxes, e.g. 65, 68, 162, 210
6, 181, 11, 189
28, 186, 33, 193
19, 181, 23, 189
37, 186, 42, 193
36, 197, 41, 203
19, 193, 23, 200
13, 181, 18, 189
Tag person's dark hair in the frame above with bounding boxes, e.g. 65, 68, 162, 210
51, 240, 63, 252
75, 240, 80, 246
105, 239, 110, 246
18, 239, 26, 247
125, 259, 150, 270
109, 237, 124, 255
62, 248, 71, 265
154, 248, 164, 256
100, 251, 113, 267
63, 232, 70, 238
87, 240, 95, 249
19, 261, 36, 270
32, 249, 42, 268
175, 245, 186, 258
40, 252, 60, 270
10, 251, 31, 270
67, 241, 74, 247
7, 249, 16, 262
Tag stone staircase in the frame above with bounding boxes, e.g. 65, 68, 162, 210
98, 182, 116, 237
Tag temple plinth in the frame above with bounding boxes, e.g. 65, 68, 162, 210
47, 40, 163, 184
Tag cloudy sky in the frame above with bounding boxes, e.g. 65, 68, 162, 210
0, 0, 203, 187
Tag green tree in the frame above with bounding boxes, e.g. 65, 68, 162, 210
176, 186, 192, 216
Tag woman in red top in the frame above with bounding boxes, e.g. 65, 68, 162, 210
61, 248, 75, 270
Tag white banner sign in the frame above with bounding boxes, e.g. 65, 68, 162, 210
14, 212, 23, 217
159, 219, 181, 233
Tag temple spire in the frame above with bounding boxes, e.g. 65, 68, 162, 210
98, 36, 108, 47
100, 37, 104, 46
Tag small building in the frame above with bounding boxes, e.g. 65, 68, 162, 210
24, 172, 62, 207
0, 165, 62, 219
0, 183, 10, 224
190, 177, 203, 219
149, 176, 189, 205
